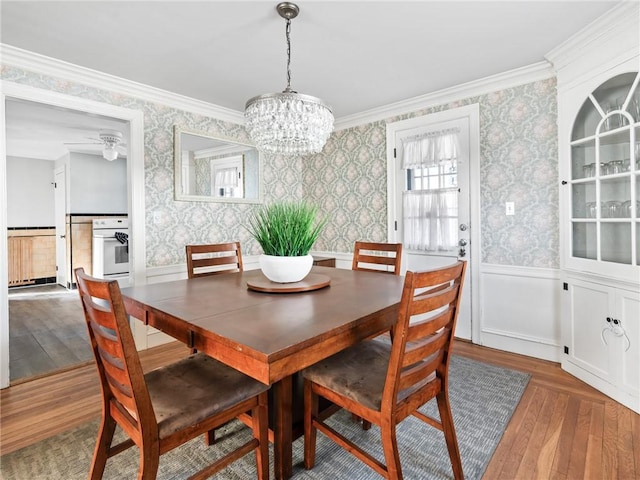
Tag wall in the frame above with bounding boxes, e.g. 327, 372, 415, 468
306, 78, 559, 268
6, 156, 55, 228
69, 152, 127, 214
2, 64, 558, 270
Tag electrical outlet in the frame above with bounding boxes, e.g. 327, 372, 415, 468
506, 202, 515, 216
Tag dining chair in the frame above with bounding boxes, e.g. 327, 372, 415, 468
351, 240, 403, 429
303, 261, 467, 480
74, 268, 269, 480
352, 241, 403, 275
186, 242, 243, 278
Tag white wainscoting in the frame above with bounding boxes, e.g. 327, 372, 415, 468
479, 263, 562, 362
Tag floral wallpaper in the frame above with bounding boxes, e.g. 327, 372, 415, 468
2, 62, 558, 269
305, 78, 559, 268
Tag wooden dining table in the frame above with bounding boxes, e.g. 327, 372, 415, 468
121, 266, 404, 479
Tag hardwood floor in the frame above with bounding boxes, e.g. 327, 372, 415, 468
8, 285, 92, 382
1, 340, 638, 479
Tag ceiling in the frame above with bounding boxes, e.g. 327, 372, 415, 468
1, 1, 622, 160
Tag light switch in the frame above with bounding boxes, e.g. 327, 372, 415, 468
506, 202, 515, 215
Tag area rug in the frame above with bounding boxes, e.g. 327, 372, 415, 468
0, 355, 530, 479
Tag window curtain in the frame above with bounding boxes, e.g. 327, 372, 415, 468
402, 128, 460, 169
402, 128, 460, 252
214, 167, 238, 188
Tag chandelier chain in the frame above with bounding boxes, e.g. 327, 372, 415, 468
285, 18, 292, 91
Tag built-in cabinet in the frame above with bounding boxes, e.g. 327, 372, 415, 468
554, 10, 640, 413
7, 229, 56, 286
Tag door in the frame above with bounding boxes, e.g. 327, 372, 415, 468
387, 105, 480, 340
54, 166, 66, 287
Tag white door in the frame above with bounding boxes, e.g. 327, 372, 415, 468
54, 167, 67, 287
387, 105, 480, 341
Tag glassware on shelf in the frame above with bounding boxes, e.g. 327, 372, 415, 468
586, 202, 598, 218
602, 200, 621, 218
620, 200, 640, 218
582, 163, 595, 178
608, 160, 624, 174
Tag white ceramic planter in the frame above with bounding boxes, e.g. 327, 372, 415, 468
259, 254, 313, 283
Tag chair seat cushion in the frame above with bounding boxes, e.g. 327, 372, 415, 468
302, 339, 391, 411
145, 353, 268, 439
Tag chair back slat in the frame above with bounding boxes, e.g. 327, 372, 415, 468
405, 309, 453, 344
408, 286, 458, 317
186, 242, 243, 278
352, 241, 402, 275
75, 268, 155, 432
383, 261, 466, 411
397, 351, 445, 392
402, 328, 449, 368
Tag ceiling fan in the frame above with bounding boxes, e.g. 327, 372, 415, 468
64, 129, 127, 161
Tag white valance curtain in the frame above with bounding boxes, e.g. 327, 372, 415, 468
402, 128, 461, 252
401, 128, 460, 169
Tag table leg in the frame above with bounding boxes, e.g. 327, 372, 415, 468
273, 375, 293, 480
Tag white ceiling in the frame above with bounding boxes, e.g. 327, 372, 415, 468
1, 0, 623, 160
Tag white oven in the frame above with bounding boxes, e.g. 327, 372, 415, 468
92, 217, 130, 286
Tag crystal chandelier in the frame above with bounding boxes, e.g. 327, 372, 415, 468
245, 2, 334, 156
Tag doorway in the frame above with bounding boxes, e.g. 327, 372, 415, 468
1, 82, 145, 388
386, 104, 481, 342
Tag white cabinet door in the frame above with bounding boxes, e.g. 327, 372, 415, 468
565, 278, 640, 413
616, 288, 640, 406
567, 279, 614, 379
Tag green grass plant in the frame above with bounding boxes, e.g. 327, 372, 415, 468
246, 201, 327, 256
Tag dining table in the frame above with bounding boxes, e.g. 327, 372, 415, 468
121, 265, 404, 480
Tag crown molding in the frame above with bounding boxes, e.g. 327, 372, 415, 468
545, 1, 639, 73
0, 44, 246, 125
333, 61, 554, 131
1, 43, 555, 133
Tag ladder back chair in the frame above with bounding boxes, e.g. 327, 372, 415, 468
186, 242, 243, 278
303, 261, 467, 480
352, 241, 403, 275
75, 268, 269, 480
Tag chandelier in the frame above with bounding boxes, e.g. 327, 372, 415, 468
245, 2, 334, 156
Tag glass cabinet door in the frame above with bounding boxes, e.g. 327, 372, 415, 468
569, 72, 639, 268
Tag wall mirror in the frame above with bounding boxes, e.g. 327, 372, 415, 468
174, 127, 262, 203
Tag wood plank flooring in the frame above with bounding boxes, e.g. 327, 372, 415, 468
1, 340, 638, 479
8, 285, 92, 381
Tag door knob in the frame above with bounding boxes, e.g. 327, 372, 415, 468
59, 235, 66, 239
459, 239, 467, 246
459, 224, 468, 231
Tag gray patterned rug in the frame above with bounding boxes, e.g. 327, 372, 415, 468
0, 355, 529, 479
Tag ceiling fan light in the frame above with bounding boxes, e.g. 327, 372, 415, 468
102, 147, 118, 161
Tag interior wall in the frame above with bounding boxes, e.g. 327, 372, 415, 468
2, 64, 558, 271
1, 65, 304, 268
305, 77, 560, 269
6, 156, 55, 228
69, 152, 127, 214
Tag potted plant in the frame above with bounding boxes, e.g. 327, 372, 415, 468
246, 200, 327, 283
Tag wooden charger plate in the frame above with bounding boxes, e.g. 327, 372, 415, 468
247, 273, 331, 293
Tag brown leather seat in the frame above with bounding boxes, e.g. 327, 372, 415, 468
75, 268, 269, 480
303, 261, 467, 480
352, 241, 403, 275
186, 242, 243, 278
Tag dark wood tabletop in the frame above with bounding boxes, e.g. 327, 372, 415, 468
121, 265, 404, 479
